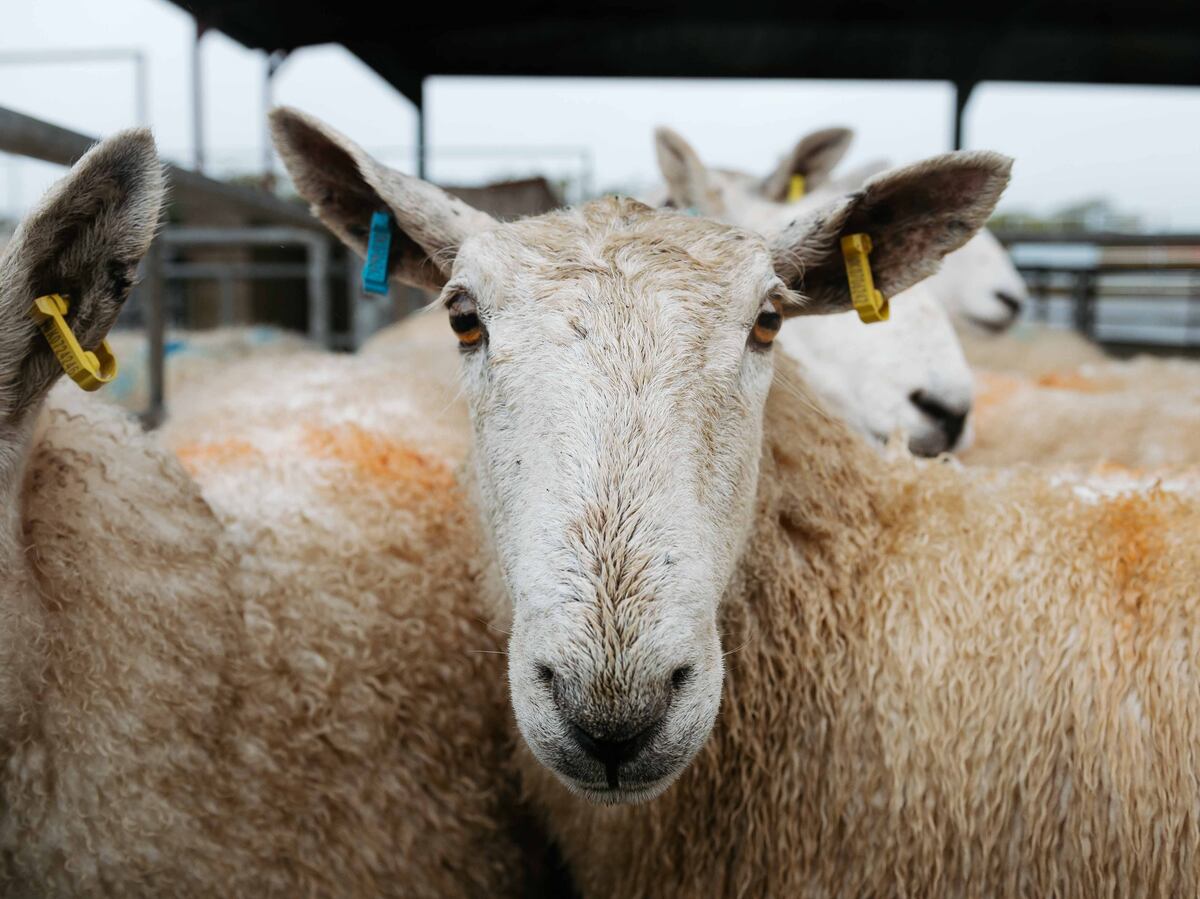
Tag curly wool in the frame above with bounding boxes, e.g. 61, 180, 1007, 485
516, 355, 1200, 899
3, 373, 548, 898
965, 360, 1200, 471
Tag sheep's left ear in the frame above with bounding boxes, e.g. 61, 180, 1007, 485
771, 151, 1012, 316
0, 129, 163, 420
760, 126, 853, 202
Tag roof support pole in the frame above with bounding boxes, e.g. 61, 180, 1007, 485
192, 19, 208, 172
952, 80, 975, 151
262, 50, 289, 189
414, 77, 427, 180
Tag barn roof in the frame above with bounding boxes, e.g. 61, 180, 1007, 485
173, 0, 1200, 103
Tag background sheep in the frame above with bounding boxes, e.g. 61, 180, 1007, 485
0, 131, 557, 898
103, 324, 312, 413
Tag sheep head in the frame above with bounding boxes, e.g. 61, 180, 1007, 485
273, 107, 1010, 804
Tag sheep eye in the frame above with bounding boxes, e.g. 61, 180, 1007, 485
750, 296, 783, 349
447, 292, 485, 350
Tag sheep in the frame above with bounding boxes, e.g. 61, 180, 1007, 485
652, 126, 976, 456
653, 124, 1031, 334
958, 320, 1109, 376
963, 362, 1200, 471
0, 131, 557, 897
103, 324, 311, 413
274, 106, 1200, 899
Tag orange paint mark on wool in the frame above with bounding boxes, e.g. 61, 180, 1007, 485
1094, 491, 1168, 615
175, 439, 261, 474
972, 371, 1024, 418
1036, 370, 1103, 393
302, 424, 455, 493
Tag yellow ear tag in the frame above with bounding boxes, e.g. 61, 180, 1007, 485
840, 233, 889, 324
29, 294, 118, 391
787, 174, 806, 202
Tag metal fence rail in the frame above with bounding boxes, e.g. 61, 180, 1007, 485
130, 225, 400, 426
997, 232, 1200, 352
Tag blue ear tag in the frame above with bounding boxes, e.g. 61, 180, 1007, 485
361, 211, 393, 295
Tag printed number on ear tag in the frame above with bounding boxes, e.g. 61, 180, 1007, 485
29, 294, 119, 391
840, 234, 889, 324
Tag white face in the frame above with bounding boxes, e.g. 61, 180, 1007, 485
449, 204, 783, 803
923, 230, 1027, 333
780, 284, 974, 455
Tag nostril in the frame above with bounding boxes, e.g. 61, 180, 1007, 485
534, 663, 555, 687
670, 665, 694, 691
568, 719, 663, 789
909, 391, 970, 449
994, 290, 1023, 316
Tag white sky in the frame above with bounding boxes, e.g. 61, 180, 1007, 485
2, 0, 1200, 227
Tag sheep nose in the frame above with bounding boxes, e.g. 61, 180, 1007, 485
994, 290, 1023, 317
909, 390, 969, 449
568, 719, 663, 787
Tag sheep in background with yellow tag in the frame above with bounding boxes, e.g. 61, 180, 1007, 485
0, 129, 555, 898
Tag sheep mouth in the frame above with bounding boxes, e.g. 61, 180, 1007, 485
569, 776, 677, 806
964, 311, 1016, 334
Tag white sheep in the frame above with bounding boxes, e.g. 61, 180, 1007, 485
0, 130, 556, 898
274, 107, 1200, 899
103, 324, 312, 413
653, 126, 974, 455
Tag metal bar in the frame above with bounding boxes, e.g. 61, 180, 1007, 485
0, 49, 149, 129
998, 231, 1200, 247
162, 261, 312, 279
952, 81, 973, 151
307, 235, 331, 346
218, 271, 236, 325
162, 226, 323, 245
415, 77, 426, 180
0, 105, 322, 230
192, 20, 207, 173
141, 239, 166, 429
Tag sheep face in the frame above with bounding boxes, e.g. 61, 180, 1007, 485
445, 206, 782, 803
271, 107, 1010, 803
924, 229, 1028, 333
653, 128, 978, 456
780, 284, 974, 455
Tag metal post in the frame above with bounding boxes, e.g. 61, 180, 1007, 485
415, 78, 426, 180
952, 81, 974, 151
1073, 270, 1097, 338
141, 239, 166, 429
262, 50, 288, 189
192, 20, 207, 173
307, 235, 331, 347
133, 51, 149, 127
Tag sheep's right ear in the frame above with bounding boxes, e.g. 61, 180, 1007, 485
760, 126, 854, 201
771, 150, 1012, 316
654, 126, 722, 215
270, 107, 495, 291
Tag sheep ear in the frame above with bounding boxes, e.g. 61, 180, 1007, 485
771, 150, 1012, 316
270, 107, 495, 291
654, 126, 722, 215
760, 127, 854, 201
0, 129, 163, 420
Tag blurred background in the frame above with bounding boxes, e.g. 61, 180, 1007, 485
2, 0, 1199, 421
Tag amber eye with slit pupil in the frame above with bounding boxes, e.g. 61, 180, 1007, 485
447, 293, 484, 347
751, 306, 783, 347
450, 312, 479, 335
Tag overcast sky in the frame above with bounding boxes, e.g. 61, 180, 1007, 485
3, 0, 1200, 227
